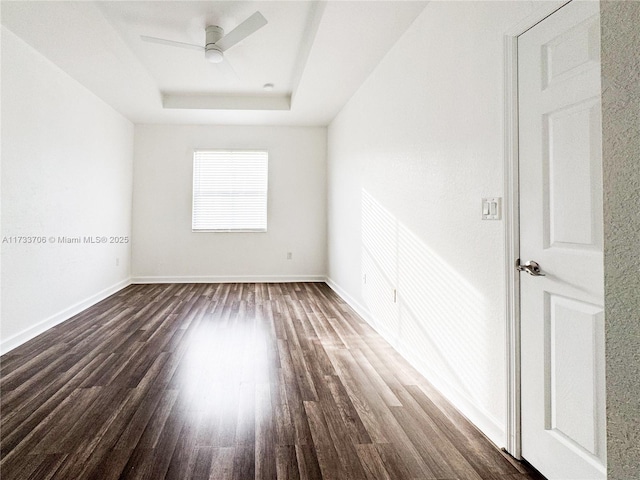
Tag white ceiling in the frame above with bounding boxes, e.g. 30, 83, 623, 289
1, 1, 427, 126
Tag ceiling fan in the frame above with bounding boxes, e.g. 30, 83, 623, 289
140, 11, 267, 64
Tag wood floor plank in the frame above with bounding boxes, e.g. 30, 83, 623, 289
26, 453, 67, 480
0, 344, 66, 389
191, 446, 214, 480
164, 417, 199, 480
277, 340, 314, 446
314, 389, 368, 480
323, 348, 390, 444
255, 382, 277, 480
50, 389, 138, 479
405, 384, 527, 476
137, 389, 180, 450
275, 445, 300, 480
389, 389, 472, 479
324, 374, 372, 445
294, 444, 322, 480
275, 370, 295, 446
232, 444, 255, 480
350, 348, 402, 407
0, 283, 544, 480
112, 386, 167, 451
208, 447, 236, 480
302, 401, 342, 480
354, 444, 392, 480
143, 392, 189, 480
0, 353, 107, 464
1, 351, 85, 423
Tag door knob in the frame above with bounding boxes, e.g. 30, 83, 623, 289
516, 259, 546, 276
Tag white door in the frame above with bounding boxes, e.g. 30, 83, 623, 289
518, 1, 606, 479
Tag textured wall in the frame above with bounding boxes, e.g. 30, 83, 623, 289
601, 1, 640, 478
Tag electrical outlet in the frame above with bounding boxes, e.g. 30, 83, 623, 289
362, 273, 367, 284
393, 289, 397, 303
286, 252, 292, 260
116, 257, 120, 267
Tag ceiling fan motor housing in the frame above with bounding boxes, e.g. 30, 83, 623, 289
205, 25, 224, 63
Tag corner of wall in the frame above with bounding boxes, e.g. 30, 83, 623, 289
0, 278, 132, 355
324, 276, 506, 448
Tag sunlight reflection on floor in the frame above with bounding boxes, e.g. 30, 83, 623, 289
176, 304, 272, 434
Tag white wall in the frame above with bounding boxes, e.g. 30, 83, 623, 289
326, 1, 535, 446
132, 125, 326, 282
1, 27, 134, 352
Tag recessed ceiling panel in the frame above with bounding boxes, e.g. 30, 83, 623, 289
1, 0, 428, 125
97, 1, 312, 95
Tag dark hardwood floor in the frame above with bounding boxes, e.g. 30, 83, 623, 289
1, 283, 544, 480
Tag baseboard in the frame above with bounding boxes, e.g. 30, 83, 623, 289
0, 278, 132, 355
325, 276, 506, 449
325, 277, 376, 326
392, 338, 506, 448
131, 275, 326, 284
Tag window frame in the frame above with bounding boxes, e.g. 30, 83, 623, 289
191, 149, 269, 233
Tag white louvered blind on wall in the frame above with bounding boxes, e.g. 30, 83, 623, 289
192, 150, 268, 232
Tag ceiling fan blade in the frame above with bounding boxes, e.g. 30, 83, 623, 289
216, 11, 267, 52
217, 57, 239, 80
140, 35, 203, 52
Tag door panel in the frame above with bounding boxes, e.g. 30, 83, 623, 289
542, 13, 600, 89
544, 97, 602, 249
518, 1, 606, 478
546, 294, 605, 456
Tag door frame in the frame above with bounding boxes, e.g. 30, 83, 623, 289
502, 0, 572, 460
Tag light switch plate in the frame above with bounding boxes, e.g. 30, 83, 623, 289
482, 197, 501, 220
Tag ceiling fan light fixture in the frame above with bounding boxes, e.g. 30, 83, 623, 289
140, 12, 267, 68
205, 45, 223, 63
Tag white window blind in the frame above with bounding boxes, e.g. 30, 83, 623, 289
192, 150, 268, 232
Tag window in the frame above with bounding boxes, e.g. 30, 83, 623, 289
192, 150, 268, 232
